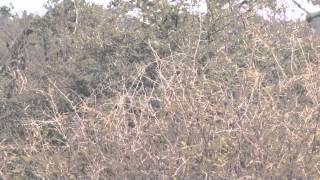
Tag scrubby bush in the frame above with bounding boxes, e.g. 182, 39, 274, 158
0, 0, 320, 179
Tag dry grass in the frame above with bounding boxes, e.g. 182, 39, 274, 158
1, 8, 320, 180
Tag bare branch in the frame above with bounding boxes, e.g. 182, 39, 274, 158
292, 0, 311, 14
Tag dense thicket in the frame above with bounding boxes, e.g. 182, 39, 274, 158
1, 0, 320, 179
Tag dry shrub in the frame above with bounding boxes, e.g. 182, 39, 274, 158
1, 2, 320, 179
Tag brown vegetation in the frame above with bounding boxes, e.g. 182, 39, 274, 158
0, 0, 320, 179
